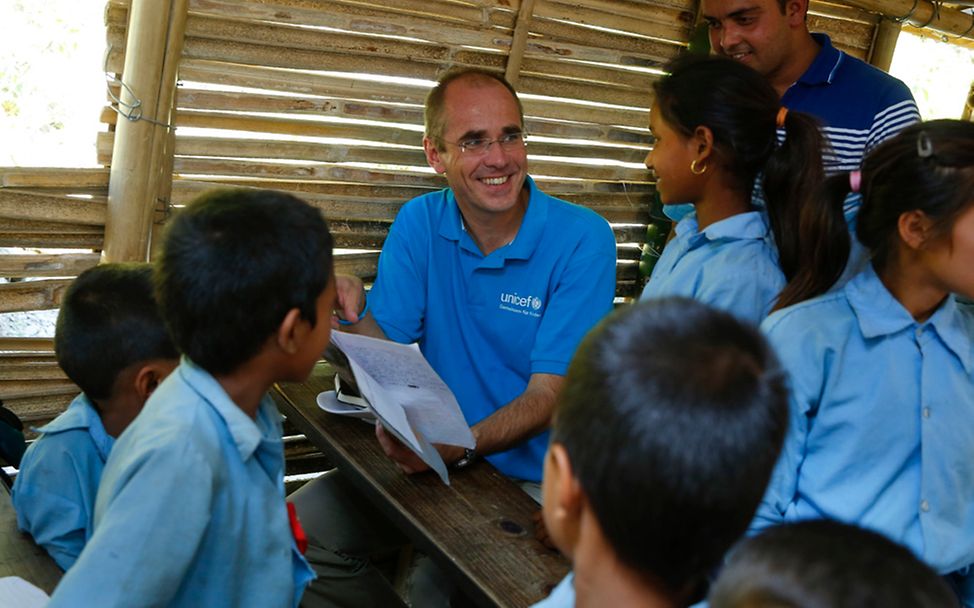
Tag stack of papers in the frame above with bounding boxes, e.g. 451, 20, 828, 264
324, 332, 476, 484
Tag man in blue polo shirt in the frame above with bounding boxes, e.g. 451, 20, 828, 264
294, 68, 617, 606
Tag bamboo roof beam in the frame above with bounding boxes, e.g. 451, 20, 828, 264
506, 0, 537, 85
104, 0, 188, 262
839, 0, 974, 41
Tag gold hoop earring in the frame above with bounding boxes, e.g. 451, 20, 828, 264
690, 159, 707, 175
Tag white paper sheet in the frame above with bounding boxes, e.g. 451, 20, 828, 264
0, 576, 50, 607
330, 332, 476, 484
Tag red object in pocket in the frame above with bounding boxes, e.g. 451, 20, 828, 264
287, 501, 308, 555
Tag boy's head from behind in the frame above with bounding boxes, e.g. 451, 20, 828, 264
55, 263, 179, 436
155, 189, 334, 379
709, 519, 959, 608
543, 298, 788, 603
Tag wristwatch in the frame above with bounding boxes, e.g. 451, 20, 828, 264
453, 448, 478, 469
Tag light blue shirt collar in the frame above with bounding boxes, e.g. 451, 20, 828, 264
35, 393, 113, 461
177, 356, 266, 462
676, 210, 770, 246
846, 266, 973, 373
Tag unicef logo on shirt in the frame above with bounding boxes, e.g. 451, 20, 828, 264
499, 291, 543, 318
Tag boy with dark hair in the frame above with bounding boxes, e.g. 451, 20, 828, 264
12, 263, 178, 570
536, 298, 788, 608
709, 519, 960, 608
49, 189, 334, 607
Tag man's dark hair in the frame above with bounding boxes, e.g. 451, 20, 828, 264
155, 189, 334, 375
552, 298, 788, 602
55, 263, 178, 400
424, 68, 524, 149
710, 519, 960, 608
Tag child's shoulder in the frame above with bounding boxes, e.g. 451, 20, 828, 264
761, 289, 853, 338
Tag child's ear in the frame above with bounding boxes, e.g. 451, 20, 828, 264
549, 443, 584, 523
691, 125, 715, 165
898, 209, 934, 251
277, 307, 306, 355
133, 360, 177, 402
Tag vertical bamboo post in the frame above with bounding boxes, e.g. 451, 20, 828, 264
103, 0, 188, 262
506, 0, 537, 86
869, 19, 901, 71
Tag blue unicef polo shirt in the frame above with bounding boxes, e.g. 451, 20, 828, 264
369, 177, 617, 482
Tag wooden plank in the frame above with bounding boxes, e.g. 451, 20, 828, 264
0, 254, 100, 279
0, 191, 107, 226
0, 280, 71, 314
273, 363, 570, 608
0, 484, 64, 594
0, 168, 110, 189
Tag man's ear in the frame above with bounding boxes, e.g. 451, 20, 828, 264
691, 125, 715, 165
424, 136, 447, 174
898, 209, 935, 251
784, 0, 808, 26
276, 307, 305, 355
132, 360, 177, 402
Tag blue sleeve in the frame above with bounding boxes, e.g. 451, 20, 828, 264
48, 441, 214, 607
750, 313, 825, 534
369, 203, 429, 344
530, 218, 616, 375
958, 567, 974, 608
865, 81, 920, 154
11, 437, 96, 570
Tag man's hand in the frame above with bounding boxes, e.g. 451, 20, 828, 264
332, 274, 367, 328
374, 423, 465, 474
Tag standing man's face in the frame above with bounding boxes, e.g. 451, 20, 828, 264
701, 0, 804, 82
423, 77, 528, 220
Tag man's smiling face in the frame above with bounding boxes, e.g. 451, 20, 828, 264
424, 75, 528, 220
701, 0, 801, 82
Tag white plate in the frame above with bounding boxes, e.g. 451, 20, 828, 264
316, 390, 376, 422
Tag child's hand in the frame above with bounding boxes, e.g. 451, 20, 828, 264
333, 274, 367, 327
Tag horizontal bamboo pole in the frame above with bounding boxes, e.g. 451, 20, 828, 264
0, 191, 107, 226
535, 0, 695, 42
0, 254, 100, 279
0, 362, 68, 382
807, 13, 873, 53
0, 168, 109, 189
0, 337, 55, 352
838, 0, 974, 40
1, 218, 104, 235
809, 1, 878, 23
0, 381, 80, 401
0, 279, 72, 313
171, 178, 436, 203
2, 392, 76, 426
0, 233, 105, 249
526, 18, 683, 68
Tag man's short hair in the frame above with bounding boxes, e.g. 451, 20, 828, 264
552, 297, 788, 599
155, 189, 334, 375
424, 68, 524, 149
710, 520, 960, 608
55, 263, 177, 400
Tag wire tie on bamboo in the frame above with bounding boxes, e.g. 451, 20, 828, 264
154, 197, 172, 225
914, 0, 942, 29
892, 0, 920, 23
948, 10, 974, 41
103, 46, 173, 130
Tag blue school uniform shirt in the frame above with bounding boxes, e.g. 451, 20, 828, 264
368, 176, 617, 482
639, 210, 784, 324
755, 266, 974, 603
49, 357, 314, 608
11, 393, 112, 570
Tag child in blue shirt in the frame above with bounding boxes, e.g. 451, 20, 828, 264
49, 189, 336, 607
755, 120, 974, 606
710, 520, 959, 608
11, 263, 178, 570
640, 55, 848, 322
534, 297, 788, 608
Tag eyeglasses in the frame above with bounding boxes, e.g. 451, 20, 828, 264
440, 132, 528, 155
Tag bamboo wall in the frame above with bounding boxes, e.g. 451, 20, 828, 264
0, 0, 921, 433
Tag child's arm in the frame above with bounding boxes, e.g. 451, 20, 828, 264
47, 439, 214, 606
11, 438, 99, 570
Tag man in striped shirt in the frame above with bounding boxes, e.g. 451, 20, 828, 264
701, 0, 920, 222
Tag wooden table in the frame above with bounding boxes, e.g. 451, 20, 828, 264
0, 482, 62, 594
273, 362, 570, 608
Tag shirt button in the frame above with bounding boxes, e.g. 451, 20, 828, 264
920, 500, 930, 512
923, 407, 931, 419
915, 326, 924, 337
